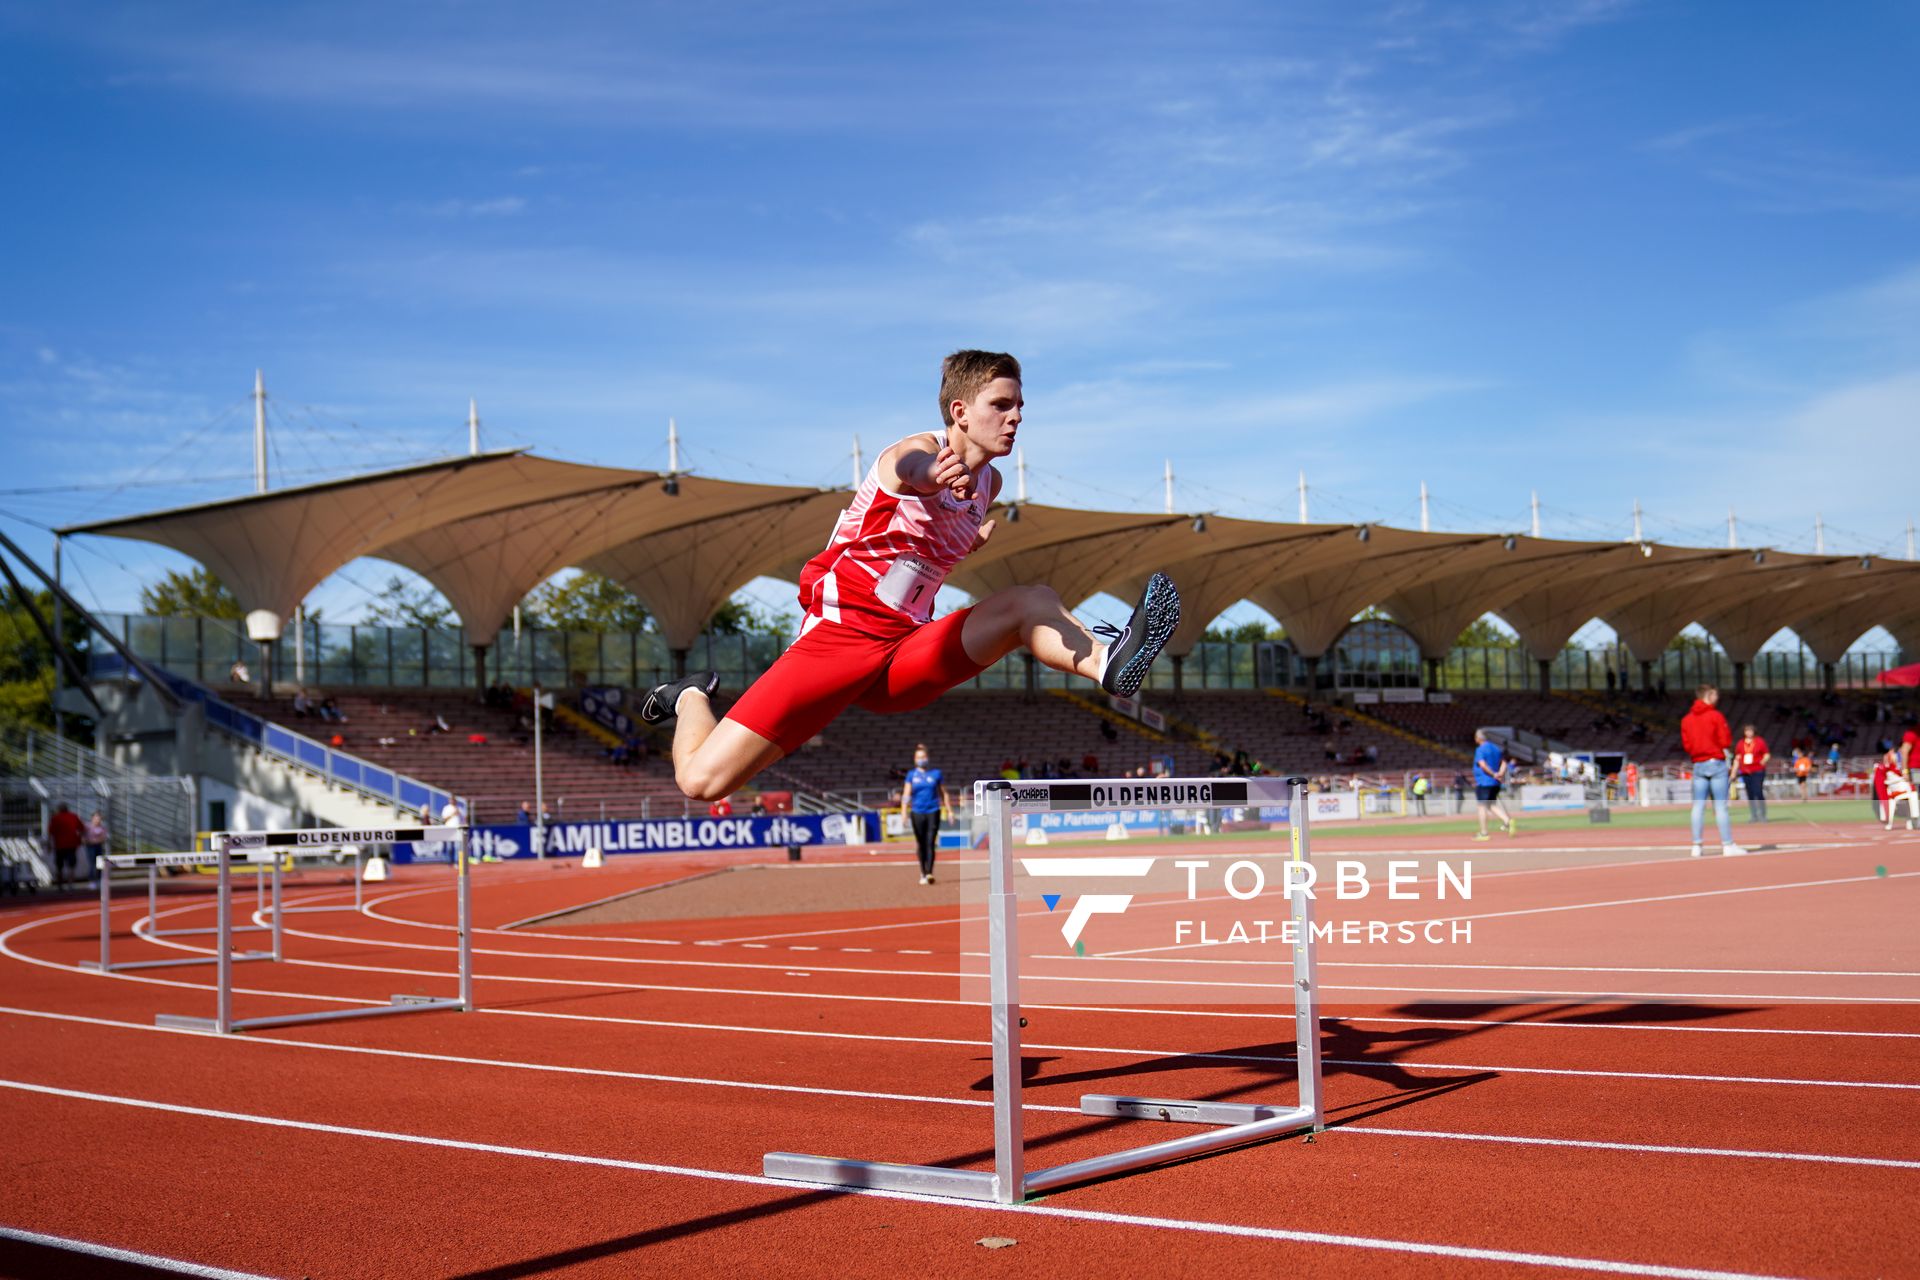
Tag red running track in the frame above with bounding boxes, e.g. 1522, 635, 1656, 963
2, 825, 1917, 1278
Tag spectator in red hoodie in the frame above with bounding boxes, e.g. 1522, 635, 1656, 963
46, 803, 85, 887
1680, 685, 1746, 858
1735, 724, 1770, 823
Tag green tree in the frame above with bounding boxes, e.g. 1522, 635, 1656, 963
708, 597, 797, 642
139, 567, 242, 619
364, 575, 454, 628
1203, 619, 1285, 643
1666, 631, 1718, 652
1456, 616, 1521, 648
521, 571, 650, 633
0, 586, 92, 736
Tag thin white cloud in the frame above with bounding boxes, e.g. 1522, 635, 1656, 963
403, 196, 527, 218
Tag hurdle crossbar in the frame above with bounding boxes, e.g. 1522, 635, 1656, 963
765, 775, 1323, 1203
149, 825, 474, 1034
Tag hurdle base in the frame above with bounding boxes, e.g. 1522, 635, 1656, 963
762, 1155, 1007, 1202
1020, 1104, 1319, 1198
767, 1100, 1319, 1204
229, 995, 466, 1033
155, 1014, 220, 1031
146, 924, 271, 938
87, 951, 270, 974
1079, 1094, 1317, 1127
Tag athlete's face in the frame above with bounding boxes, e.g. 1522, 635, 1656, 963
914, 752, 929, 768
952, 377, 1023, 457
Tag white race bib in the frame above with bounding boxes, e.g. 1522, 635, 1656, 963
873, 554, 945, 621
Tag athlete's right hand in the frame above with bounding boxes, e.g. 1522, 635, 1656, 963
930, 445, 973, 499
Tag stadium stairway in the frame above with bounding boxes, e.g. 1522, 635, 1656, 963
1049, 688, 1177, 746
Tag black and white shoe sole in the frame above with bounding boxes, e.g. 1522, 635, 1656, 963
1101, 572, 1181, 698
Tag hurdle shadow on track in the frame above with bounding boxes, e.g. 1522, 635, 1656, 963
961, 1000, 1768, 1148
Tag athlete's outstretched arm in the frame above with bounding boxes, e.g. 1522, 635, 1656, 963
887, 434, 981, 501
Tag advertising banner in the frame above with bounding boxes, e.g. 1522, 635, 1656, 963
1519, 783, 1587, 811
392, 812, 880, 863
579, 687, 639, 738
1015, 809, 1171, 838
1304, 790, 1360, 822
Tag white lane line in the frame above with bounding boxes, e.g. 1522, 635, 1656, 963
0, 1006, 1045, 1112
0, 1078, 1816, 1280
0, 1225, 275, 1280
1350, 1127, 1920, 1172
0, 907, 396, 1008
686, 842, 1865, 946
16, 908, 1920, 1046
5, 1005, 1916, 1173
1082, 956, 1920, 979
11, 982, 1916, 1102
223, 914, 1920, 1003
471, 1007, 1920, 1092
294, 869, 1920, 994
1101, 869, 1920, 958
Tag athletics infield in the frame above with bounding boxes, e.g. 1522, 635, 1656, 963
1, 801, 1915, 1278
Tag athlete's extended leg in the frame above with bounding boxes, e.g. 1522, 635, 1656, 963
960, 572, 1180, 697
640, 670, 784, 801
961, 584, 1101, 674
669, 691, 785, 803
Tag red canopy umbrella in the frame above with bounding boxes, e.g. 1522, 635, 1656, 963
1878, 662, 1920, 687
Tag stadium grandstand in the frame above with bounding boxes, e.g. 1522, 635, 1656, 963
5, 445, 1905, 825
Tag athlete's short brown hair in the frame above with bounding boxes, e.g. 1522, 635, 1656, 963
939, 350, 1022, 427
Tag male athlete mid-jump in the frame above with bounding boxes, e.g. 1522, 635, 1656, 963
640, 349, 1182, 801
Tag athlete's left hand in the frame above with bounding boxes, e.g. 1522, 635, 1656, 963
972, 519, 996, 550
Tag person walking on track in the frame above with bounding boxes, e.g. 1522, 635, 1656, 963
641, 350, 1182, 801
1682, 685, 1746, 857
1735, 723, 1770, 823
900, 743, 953, 885
1471, 730, 1516, 841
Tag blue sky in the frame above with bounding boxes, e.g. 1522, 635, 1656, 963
1, 0, 1914, 648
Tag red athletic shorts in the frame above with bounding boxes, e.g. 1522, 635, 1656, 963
723, 608, 991, 754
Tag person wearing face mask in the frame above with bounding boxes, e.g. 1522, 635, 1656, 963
900, 743, 952, 885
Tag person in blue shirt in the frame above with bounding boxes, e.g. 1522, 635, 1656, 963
900, 743, 953, 884
1471, 729, 1516, 840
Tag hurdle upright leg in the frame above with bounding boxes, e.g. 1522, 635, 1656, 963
986, 784, 1025, 1202
271, 854, 284, 961
216, 836, 233, 1032
1292, 793, 1323, 1128
96, 862, 111, 971
458, 829, 475, 1011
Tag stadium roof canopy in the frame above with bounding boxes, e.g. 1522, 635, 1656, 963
61, 450, 1917, 674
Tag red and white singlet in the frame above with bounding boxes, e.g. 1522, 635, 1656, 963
797, 449, 991, 635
